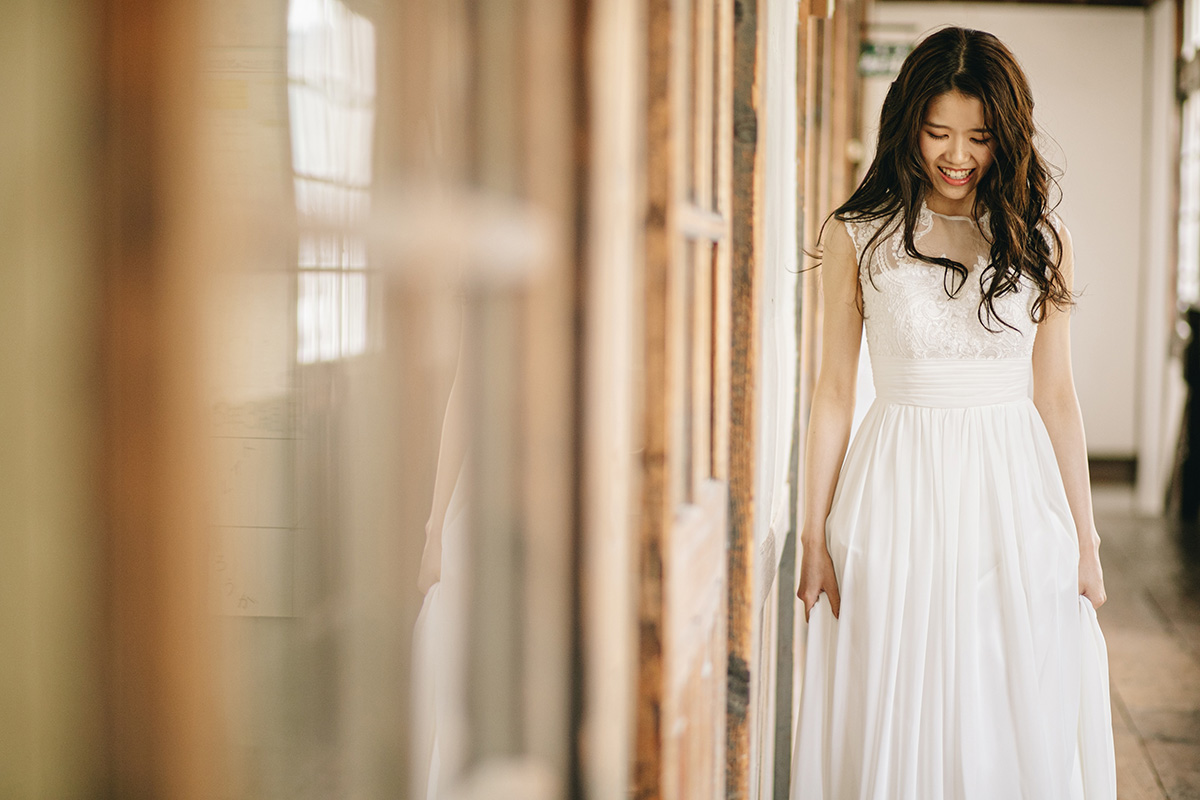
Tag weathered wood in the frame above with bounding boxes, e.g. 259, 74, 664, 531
693, 0, 716, 207
638, 0, 736, 795
725, 0, 761, 796
692, 239, 715, 496
817, 20, 835, 225
691, 0, 717, 496
635, 0, 676, 794
829, 1, 850, 209
712, 0, 735, 485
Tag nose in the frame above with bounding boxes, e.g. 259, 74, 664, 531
948, 136, 969, 165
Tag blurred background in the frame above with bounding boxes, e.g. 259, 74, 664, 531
1, 0, 1196, 798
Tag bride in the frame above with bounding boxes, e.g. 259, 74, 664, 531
791, 27, 1117, 799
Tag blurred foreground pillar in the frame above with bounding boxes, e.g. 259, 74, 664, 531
0, 1, 106, 796
97, 0, 224, 796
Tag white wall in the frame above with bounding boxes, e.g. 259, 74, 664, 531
757, 0, 801, 605
860, 4, 1149, 457
1136, 0, 1179, 513
752, 1, 801, 796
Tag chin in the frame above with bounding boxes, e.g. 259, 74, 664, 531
933, 183, 972, 200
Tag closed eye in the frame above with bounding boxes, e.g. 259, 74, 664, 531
926, 131, 991, 146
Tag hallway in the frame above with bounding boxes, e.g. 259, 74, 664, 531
1097, 487, 1200, 799
5, 1, 1199, 796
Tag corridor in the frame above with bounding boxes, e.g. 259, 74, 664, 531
1097, 487, 1200, 799
4, 0, 1199, 797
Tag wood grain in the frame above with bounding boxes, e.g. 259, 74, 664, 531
634, 0, 676, 795
725, 0, 761, 796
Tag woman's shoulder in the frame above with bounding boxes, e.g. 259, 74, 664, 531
836, 208, 899, 251
822, 216, 855, 254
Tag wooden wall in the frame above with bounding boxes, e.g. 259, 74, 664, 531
623, 0, 865, 797
0, 0, 863, 797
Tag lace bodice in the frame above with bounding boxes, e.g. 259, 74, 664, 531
844, 200, 1055, 360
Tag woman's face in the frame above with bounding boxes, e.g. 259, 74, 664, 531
918, 91, 996, 217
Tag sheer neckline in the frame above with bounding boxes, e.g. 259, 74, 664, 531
920, 195, 988, 225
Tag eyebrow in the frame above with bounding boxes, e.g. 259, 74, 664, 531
925, 122, 991, 133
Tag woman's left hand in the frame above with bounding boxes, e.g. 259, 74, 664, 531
1078, 536, 1107, 610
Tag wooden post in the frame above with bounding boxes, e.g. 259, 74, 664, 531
579, 0, 643, 794
634, 1, 675, 795
726, 0, 761, 795
0, 2, 106, 795
98, 0, 223, 795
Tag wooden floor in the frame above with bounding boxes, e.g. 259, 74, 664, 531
1095, 487, 1200, 800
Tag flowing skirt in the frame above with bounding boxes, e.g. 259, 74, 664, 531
791, 357, 1116, 800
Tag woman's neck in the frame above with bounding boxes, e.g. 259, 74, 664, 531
923, 190, 978, 220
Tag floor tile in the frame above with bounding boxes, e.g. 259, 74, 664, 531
1094, 486, 1200, 800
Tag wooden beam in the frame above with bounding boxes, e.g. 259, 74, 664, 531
725, 0, 761, 795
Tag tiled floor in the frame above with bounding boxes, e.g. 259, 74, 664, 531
1094, 487, 1200, 800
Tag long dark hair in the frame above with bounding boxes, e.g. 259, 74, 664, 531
831, 26, 1070, 328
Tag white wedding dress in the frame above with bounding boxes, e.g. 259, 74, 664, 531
791, 201, 1117, 800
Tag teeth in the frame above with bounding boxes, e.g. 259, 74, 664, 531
940, 167, 972, 180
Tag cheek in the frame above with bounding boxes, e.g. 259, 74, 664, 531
977, 148, 996, 176
918, 137, 939, 168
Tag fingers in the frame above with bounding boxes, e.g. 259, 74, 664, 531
798, 587, 822, 622
799, 585, 840, 623
1079, 583, 1107, 610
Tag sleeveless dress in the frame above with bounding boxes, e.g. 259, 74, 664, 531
790, 201, 1117, 800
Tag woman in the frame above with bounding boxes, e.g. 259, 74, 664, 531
791, 28, 1116, 799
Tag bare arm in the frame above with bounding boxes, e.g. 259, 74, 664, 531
417, 311, 469, 594
797, 218, 864, 619
1031, 224, 1106, 609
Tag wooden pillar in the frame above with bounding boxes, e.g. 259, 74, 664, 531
726, 0, 762, 796
634, 0, 674, 795
98, 0, 223, 796
0, 2, 106, 795
579, 0, 644, 796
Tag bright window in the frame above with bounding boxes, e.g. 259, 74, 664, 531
288, 0, 375, 364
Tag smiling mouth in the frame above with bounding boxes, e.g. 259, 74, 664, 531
938, 166, 975, 185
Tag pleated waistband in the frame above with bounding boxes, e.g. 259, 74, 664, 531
871, 356, 1031, 408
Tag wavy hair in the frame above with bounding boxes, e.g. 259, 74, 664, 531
829, 26, 1070, 329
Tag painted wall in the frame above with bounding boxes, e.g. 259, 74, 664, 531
859, 4, 1149, 456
